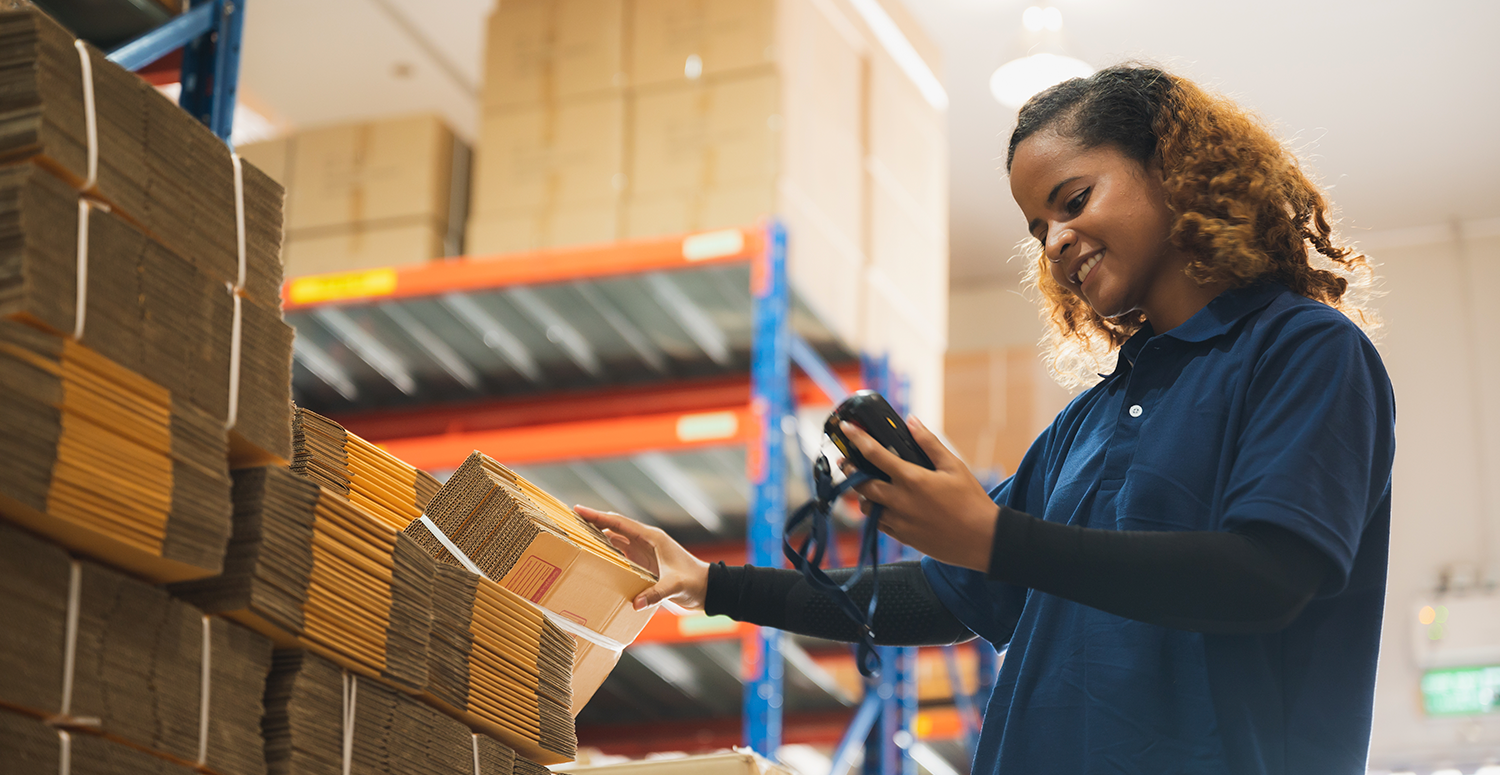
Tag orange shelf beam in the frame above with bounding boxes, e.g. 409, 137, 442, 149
283, 226, 763, 310
375, 406, 756, 470
334, 366, 861, 443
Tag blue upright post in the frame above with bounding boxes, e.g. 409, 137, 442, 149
745, 220, 791, 758
892, 375, 919, 775
176, 0, 246, 143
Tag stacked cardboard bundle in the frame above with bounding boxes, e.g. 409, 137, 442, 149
0, 319, 232, 582
0, 707, 196, 775
175, 464, 581, 762
426, 563, 577, 764
404, 451, 656, 715
237, 114, 470, 277
0, 520, 272, 775
291, 406, 442, 531
172, 465, 435, 693
264, 649, 519, 775
0, 9, 285, 309
0, 8, 292, 464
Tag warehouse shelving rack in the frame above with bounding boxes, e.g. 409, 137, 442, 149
280, 222, 980, 772
61, 0, 247, 142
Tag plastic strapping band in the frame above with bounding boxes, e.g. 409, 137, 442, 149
341, 671, 357, 775
73, 40, 97, 191
224, 154, 248, 432
73, 200, 90, 340
413, 516, 628, 652
57, 729, 72, 775
471, 734, 481, 775
416, 515, 486, 577
58, 561, 81, 719
231, 154, 247, 290
197, 616, 212, 766
225, 292, 243, 431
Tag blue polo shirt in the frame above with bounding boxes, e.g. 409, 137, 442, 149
924, 283, 1395, 775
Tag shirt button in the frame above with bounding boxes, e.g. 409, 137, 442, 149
1129, 404, 1143, 417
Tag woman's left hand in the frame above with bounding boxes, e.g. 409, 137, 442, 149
839, 416, 998, 572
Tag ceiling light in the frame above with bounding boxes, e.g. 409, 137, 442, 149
989, 52, 1094, 109
992, 6, 1093, 109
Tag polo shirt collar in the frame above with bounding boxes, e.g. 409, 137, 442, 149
1108, 282, 1285, 374
1161, 281, 1284, 344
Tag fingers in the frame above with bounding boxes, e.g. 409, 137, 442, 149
907, 416, 963, 472
840, 421, 914, 481
633, 577, 687, 610
576, 505, 655, 544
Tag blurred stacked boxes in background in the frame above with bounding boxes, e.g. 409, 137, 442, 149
469, 0, 949, 421
237, 113, 471, 277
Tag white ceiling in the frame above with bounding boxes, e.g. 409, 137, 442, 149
238, 0, 1500, 285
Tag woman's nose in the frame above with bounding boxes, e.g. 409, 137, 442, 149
1045, 227, 1073, 263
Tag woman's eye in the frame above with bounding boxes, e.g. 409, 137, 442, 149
1066, 188, 1090, 214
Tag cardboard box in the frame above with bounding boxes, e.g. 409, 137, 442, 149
471, 96, 626, 216
283, 114, 464, 232
483, 0, 626, 109
466, 201, 621, 254
284, 218, 448, 277
630, 70, 780, 196
623, 183, 774, 238
631, 0, 776, 88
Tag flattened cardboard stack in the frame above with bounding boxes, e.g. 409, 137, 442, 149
263, 649, 518, 775
0, 520, 272, 775
404, 451, 656, 715
172, 466, 435, 694
0, 8, 292, 465
174, 464, 580, 764
426, 563, 576, 763
291, 406, 442, 531
0, 319, 232, 582
0, 707, 196, 775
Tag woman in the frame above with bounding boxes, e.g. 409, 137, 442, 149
578, 65, 1395, 775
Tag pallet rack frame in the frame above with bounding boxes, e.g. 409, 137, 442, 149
107, 0, 244, 142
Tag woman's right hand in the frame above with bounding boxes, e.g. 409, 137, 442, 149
575, 505, 711, 611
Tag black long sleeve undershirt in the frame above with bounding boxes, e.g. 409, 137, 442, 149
704, 512, 1336, 644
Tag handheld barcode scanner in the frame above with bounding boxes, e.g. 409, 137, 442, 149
824, 390, 935, 482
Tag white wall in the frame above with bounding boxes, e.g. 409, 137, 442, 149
1363, 219, 1500, 771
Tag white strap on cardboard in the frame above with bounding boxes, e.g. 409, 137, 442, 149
341, 670, 358, 775
197, 616, 212, 766
471, 734, 481, 775
72, 199, 90, 340
412, 515, 628, 652
224, 154, 248, 432
72, 40, 98, 191
50, 561, 100, 729
57, 729, 72, 775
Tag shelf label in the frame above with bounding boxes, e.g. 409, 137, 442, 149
677, 613, 741, 637
682, 229, 745, 261
676, 411, 739, 442
287, 267, 398, 306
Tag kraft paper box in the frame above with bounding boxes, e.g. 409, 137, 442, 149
470, 96, 626, 215
483, 0, 626, 108
631, 0, 776, 89
466, 202, 621, 254
564, 750, 795, 775
284, 218, 449, 276
630, 70, 780, 197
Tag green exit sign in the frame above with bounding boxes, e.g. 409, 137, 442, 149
1421, 666, 1500, 716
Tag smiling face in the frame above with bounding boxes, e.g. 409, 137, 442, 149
1009, 131, 1218, 333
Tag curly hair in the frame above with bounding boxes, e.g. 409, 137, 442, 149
1006, 64, 1380, 389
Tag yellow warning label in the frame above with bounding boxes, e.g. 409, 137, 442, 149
287, 268, 398, 306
